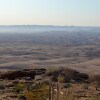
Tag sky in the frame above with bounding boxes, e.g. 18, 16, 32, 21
0, 0, 100, 26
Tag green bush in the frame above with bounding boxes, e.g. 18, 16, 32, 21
14, 83, 25, 93
58, 76, 65, 83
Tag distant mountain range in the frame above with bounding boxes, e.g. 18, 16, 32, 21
0, 25, 100, 34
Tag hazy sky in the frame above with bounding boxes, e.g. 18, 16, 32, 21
0, 0, 100, 26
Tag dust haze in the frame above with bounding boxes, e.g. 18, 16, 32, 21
0, 25, 100, 74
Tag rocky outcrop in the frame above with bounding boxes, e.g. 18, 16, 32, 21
46, 68, 89, 82
0, 68, 46, 80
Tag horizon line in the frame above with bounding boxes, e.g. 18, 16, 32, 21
0, 25, 100, 27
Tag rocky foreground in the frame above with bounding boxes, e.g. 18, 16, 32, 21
0, 68, 100, 100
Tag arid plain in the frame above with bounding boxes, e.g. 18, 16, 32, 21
0, 27, 100, 74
